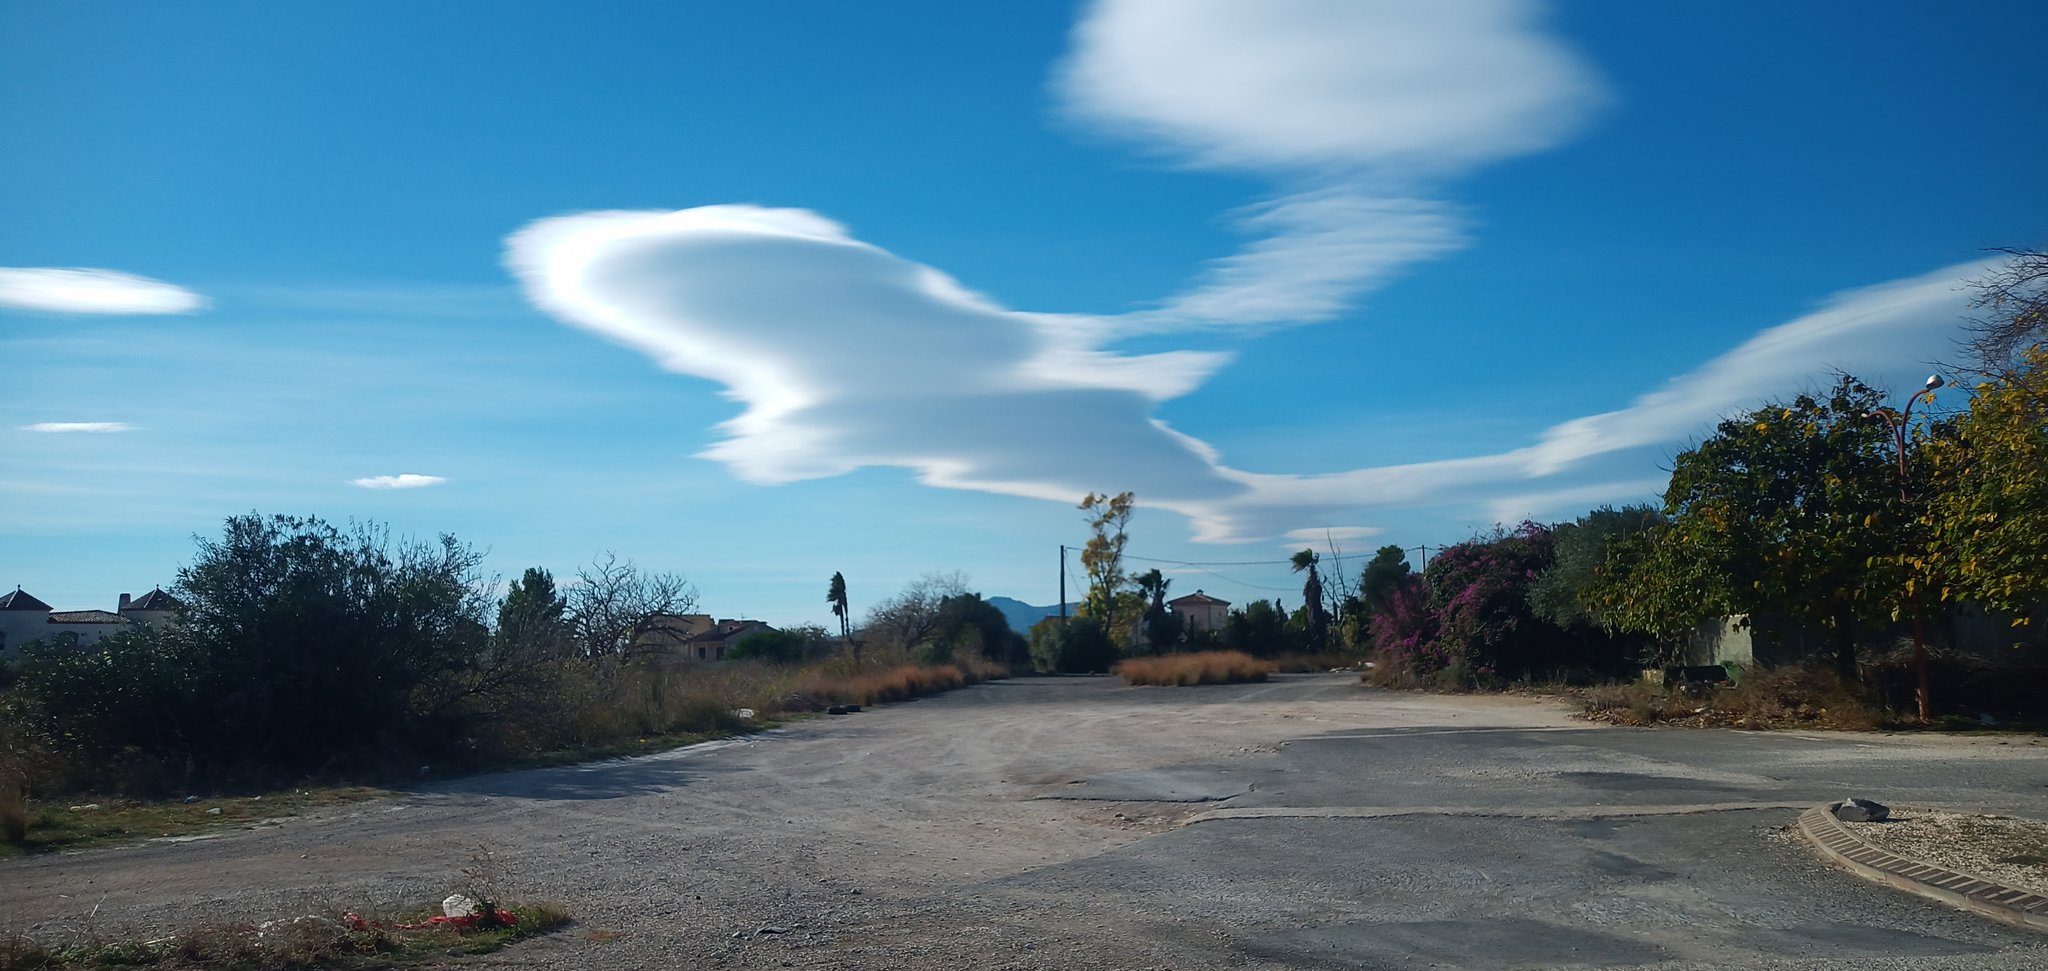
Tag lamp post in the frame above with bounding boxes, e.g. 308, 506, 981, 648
1868, 373, 1943, 723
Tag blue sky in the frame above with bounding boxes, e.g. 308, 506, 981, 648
4, 1, 2044, 626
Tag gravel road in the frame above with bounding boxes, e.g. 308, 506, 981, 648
6, 674, 2047, 969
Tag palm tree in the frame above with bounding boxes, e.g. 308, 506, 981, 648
1134, 568, 1170, 615
828, 572, 852, 649
1291, 549, 1328, 650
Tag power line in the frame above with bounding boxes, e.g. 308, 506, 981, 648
1120, 550, 1380, 568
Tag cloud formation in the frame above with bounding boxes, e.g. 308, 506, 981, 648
1058, 0, 1605, 332
0, 268, 207, 315
509, 207, 1988, 543
351, 474, 448, 490
507, 2, 1986, 544
19, 422, 134, 433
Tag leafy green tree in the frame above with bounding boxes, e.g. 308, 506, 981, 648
1078, 492, 1135, 644
1029, 616, 1116, 673
1222, 600, 1294, 658
1631, 377, 1907, 679
17, 514, 494, 787
498, 567, 567, 653
924, 592, 1026, 666
1529, 505, 1666, 629
1925, 345, 2048, 624
1358, 545, 1412, 617
1584, 520, 1724, 662
727, 627, 828, 664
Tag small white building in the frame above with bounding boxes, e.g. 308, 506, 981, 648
1167, 590, 1231, 633
0, 587, 182, 659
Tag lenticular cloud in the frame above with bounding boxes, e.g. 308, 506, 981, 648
0, 267, 208, 315
505, 205, 1246, 516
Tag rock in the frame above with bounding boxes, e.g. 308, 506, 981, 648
205, 807, 222, 816
732, 708, 757, 719
826, 705, 849, 715
1834, 797, 1891, 822
418, 765, 433, 777
443, 893, 481, 918
843, 704, 862, 713
757, 925, 790, 935
183, 795, 199, 804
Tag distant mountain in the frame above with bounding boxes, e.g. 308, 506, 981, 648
986, 596, 1077, 634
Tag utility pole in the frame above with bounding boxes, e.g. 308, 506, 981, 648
1411, 545, 1431, 570
1059, 544, 1068, 620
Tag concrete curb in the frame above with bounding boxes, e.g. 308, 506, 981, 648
1797, 803, 2048, 934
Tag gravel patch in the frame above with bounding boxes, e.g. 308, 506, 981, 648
1845, 808, 2048, 895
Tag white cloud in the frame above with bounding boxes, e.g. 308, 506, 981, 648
1231, 260, 1994, 526
1058, 0, 1604, 175
1283, 526, 1385, 546
350, 474, 448, 490
0, 268, 208, 315
1520, 261, 1993, 474
1057, 0, 1605, 332
1480, 478, 1672, 527
20, 422, 135, 433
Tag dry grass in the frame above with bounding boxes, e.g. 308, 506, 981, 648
1576, 663, 1889, 730
1115, 651, 1273, 687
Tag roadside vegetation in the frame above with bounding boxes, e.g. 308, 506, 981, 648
1034, 251, 2048, 728
0, 902, 571, 971
1348, 250, 2048, 729
1116, 651, 1271, 687
0, 523, 1019, 854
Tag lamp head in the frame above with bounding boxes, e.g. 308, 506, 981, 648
1924, 374, 1945, 390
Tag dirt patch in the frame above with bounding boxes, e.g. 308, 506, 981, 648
1844, 808, 2048, 895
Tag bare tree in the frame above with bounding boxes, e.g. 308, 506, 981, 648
862, 571, 969, 653
565, 552, 698, 659
1962, 247, 2048, 374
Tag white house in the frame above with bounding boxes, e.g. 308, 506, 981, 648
1167, 590, 1231, 633
0, 587, 182, 659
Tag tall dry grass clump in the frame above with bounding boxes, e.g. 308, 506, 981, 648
1116, 651, 1272, 687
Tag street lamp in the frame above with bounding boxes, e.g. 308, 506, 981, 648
1867, 373, 1943, 722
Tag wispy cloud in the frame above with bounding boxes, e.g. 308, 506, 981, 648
1058, 0, 1605, 332
1283, 526, 1385, 546
0, 268, 208, 315
350, 474, 448, 490
19, 422, 135, 433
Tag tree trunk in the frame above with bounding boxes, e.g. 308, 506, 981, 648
1832, 603, 1858, 682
